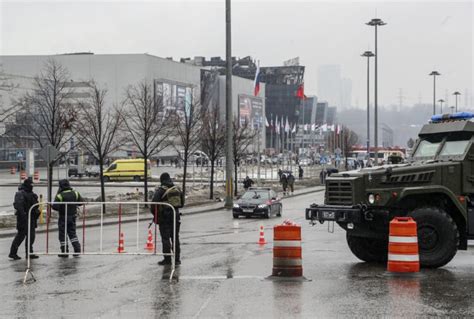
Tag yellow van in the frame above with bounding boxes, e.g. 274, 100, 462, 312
103, 159, 151, 182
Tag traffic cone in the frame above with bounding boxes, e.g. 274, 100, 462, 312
117, 232, 126, 253
258, 225, 266, 245
145, 229, 154, 251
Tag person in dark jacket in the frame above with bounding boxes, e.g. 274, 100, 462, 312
151, 172, 181, 266
287, 173, 296, 195
9, 178, 40, 260
242, 176, 254, 191
280, 173, 288, 195
298, 165, 304, 180
52, 179, 83, 257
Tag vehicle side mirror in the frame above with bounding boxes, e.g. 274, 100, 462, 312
271, 197, 277, 200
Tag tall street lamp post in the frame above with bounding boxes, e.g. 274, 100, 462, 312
361, 51, 375, 158
225, 0, 234, 208
366, 18, 386, 165
438, 99, 445, 113
453, 91, 461, 112
429, 71, 440, 115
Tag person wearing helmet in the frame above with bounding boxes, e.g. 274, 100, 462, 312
52, 179, 83, 257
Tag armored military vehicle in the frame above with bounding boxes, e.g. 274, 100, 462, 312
306, 112, 474, 268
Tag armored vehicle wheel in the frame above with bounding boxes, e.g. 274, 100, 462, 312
409, 208, 459, 268
346, 233, 388, 263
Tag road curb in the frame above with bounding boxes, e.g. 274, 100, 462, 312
0, 187, 324, 238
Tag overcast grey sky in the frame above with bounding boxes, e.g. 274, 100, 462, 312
1, 0, 472, 108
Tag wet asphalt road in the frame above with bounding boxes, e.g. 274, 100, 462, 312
0, 191, 473, 318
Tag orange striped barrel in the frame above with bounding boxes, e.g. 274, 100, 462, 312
387, 217, 420, 273
272, 224, 302, 277
34, 171, 40, 182
10, 166, 16, 174
20, 171, 27, 181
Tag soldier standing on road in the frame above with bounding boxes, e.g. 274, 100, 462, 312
243, 176, 254, 191
9, 178, 40, 260
52, 179, 83, 257
280, 173, 288, 195
151, 172, 182, 266
287, 172, 295, 195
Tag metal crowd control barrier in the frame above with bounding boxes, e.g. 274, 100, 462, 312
23, 201, 177, 284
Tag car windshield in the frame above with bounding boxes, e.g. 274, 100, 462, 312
413, 137, 443, 158
439, 140, 470, 156
241, 191, 269, 200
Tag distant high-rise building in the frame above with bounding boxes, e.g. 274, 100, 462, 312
326, 107, 337, 125
315, 101, 328, 125
317, 65, 341, 108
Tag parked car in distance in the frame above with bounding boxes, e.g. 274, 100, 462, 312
68, 165, 84, 178
85, 165, 100, 177
232, 187, 282, 219
102, 159, 151, 182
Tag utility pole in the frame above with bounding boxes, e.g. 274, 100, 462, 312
429, 71, 440, 115
453, 91, 461, 112
224, 0, 234, 208
367, 18, 386, 165
361, 51, 374, 159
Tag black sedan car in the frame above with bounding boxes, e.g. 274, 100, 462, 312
232, 187, 282, 219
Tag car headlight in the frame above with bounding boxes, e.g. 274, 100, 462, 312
233, 204, 240, 208
368, 193, 375, 204
258, 204, 267, 209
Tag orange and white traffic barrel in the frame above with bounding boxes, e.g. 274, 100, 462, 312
272, 221, 302, 277
34, 171, 40, 182
387, 217, 420, 273
20, 171, 27, 181
10, 166, 16, 174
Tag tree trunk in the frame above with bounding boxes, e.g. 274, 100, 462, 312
99, 156, 106, 214
47, 162, 54, 204
144, 154, 148, 203
182, 151, 188, 196
209, 159, 215, 199
234, 160, 238, 196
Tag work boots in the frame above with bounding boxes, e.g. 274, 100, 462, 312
58, 246, 69, 258
72, 242, 81, 258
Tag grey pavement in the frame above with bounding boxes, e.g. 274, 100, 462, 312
0, 191, 472, 317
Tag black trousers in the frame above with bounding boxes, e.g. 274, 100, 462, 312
58, 216, 81, 252
10, 215, 36, 256
159, 222, 180, 262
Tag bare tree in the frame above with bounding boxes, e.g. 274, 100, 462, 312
18, 59, 75, 203
74, 81, 123, 211
232, 117, 258, 195
171, 91, 203, 197
201, 103, 225, 199
0, 65, 20, 122
121, 80, 171, 203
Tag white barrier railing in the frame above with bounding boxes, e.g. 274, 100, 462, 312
23, 201, 177, 284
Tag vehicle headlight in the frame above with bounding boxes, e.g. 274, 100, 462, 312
368, 193, 375, 204
258, 204, 267, 209
233, 204, 240, 208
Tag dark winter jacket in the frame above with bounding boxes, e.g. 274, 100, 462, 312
13, 180, 40, 228
243, 178, 254, 189
287, 174, 295, 185
150, 176, 180, 226
52, 180, 83, 218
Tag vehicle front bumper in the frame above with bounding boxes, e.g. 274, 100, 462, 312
305, 204, 366, 223
233, 207, 269, 216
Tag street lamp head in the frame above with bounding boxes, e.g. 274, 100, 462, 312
438, 99, 445, 103
366, 18, 387, 26
429, 71, 441, 76
361, 51, 375, 57
453, 91, 461, 96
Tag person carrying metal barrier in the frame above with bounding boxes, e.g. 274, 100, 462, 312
9, 178, 40, 260
52, 179, 83, 258
151, 172, 183, 266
